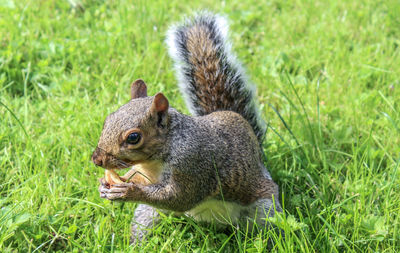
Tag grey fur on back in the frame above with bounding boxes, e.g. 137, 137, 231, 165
166, 12, 267, 143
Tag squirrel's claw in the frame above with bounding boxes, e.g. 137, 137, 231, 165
99, 181, 134, 200
98, 183, 109, 199
99, 177, 108, 186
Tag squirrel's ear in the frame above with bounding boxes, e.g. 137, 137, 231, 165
151, 93, 169, 113
150, 93, 169, 128
131, 79, 147, 99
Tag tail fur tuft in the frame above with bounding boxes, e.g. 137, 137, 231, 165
166, 11, 266, 143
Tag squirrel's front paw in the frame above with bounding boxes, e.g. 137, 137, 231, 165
99, 178, 134, 200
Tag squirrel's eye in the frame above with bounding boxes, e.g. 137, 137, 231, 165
126, 132, 141, 145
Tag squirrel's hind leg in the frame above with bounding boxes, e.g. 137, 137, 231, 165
238, 198, 283, 234
243, 198, 284, 244
130, 204, 161, 246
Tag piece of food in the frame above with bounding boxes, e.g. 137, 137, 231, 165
105, 169, 124, 186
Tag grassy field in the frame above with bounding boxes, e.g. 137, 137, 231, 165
1, 0, 399, 252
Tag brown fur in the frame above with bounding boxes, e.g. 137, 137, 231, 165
185, 25, 234, 113
186, 25, 227, 112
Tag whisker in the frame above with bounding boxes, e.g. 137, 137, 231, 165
116, 159, 131, 169
95, 146, 132, 169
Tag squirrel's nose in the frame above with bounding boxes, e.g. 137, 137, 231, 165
92, 147, 104, 167
92, 155, 103, 167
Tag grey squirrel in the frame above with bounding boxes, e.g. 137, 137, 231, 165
91, 12, 282, 244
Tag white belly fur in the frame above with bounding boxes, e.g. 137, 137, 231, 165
185, 199, 244, 225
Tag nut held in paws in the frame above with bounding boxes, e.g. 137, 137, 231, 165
105, 169, 124, 186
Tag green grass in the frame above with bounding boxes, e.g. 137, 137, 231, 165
1, 0, 399, 251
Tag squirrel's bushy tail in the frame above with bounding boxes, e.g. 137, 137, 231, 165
166, 12, 266, 143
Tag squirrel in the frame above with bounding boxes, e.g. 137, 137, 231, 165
92, 12, 282, 244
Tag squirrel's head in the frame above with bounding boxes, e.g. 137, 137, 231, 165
91, 79, 170, 169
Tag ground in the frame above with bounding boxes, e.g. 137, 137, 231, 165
0, 0, 399, 252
